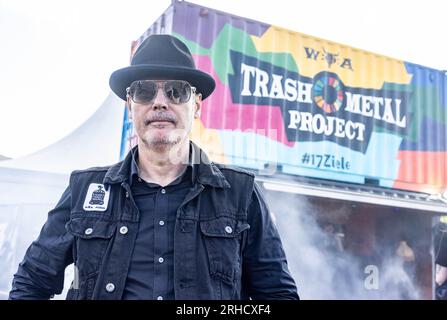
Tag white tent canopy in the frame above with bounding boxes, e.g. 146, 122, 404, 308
0, 93, 124, 299
0, 93, 124, 174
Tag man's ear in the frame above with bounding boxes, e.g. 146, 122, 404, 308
126, 98, 133, 120
194, 93, 202, 118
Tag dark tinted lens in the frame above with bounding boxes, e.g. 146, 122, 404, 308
130, 80, 157, 104
164, 81, 191, 104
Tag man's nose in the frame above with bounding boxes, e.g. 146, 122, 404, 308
151, 87, 169, 111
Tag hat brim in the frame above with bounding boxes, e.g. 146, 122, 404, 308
109, 65, 216, 101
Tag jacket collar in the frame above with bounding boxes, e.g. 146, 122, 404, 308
190, 141, 231, 189
103, 141, 230, 189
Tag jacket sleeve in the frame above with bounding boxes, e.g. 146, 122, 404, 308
242, 182, 299, 300
9, 186, 74, 300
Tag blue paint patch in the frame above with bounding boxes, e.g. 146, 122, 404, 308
404, 62, 444, 87
120, 108, 131, 161
217, 130, 402, 183
282, 165, 364, 184
363, 132, 402, 180
404, 62, 446, 112
400, 117, 447, 151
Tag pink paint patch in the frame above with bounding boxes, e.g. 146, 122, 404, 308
193, 54, 295, 147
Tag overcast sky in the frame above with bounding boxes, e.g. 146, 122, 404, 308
1, 0, 446, 158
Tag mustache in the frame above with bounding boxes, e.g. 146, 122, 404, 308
144, 113, 177, 125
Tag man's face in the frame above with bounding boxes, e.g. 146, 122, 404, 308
127, 80, 202, 151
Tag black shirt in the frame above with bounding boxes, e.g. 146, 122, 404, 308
122, 150, 194, 300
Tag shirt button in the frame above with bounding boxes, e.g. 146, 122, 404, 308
105, 283, 115, 293
158, 257, 164, 263
84, 228, 93, 235
161, 188, 166, 194
157, 296, 163, 300
225, 226, 233, 234
119, 226, 128, 235
138, 178, 142, 182
159, 220, 165, 226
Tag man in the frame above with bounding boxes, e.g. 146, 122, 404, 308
435, 217, 447, 299
9, 35, 298, 300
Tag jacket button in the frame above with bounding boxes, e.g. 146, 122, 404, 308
119, 226, 128, 235
84, 228, 93, 235
105, 283, 115, 293
225, 226, 233, 234
125, 191, 129, 198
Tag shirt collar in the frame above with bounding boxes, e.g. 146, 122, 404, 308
129, 145, 195, 186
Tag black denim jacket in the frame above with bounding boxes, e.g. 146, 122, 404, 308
9, 142, 298, 300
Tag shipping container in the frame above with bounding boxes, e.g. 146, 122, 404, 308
121, 0, 447, 199
119, 0, 447, 299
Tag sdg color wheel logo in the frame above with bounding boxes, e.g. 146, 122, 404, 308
312, 72, 345, 113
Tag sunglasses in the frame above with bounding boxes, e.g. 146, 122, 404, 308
126, 80, 196, 105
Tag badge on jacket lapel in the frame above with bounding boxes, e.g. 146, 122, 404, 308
83, 183, 110, 211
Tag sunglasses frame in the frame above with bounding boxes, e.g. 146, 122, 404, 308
126, 80, 197, 105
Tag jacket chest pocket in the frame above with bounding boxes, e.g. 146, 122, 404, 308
200, 216, 249, 285
66, 217, 116, 276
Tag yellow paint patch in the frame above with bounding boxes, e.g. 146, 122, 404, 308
251, 26, 412, 89
190, 119, 229, 164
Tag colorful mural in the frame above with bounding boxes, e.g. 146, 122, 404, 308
121, 1, 447, 195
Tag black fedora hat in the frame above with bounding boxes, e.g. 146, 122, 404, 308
109, 34, 215, 101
